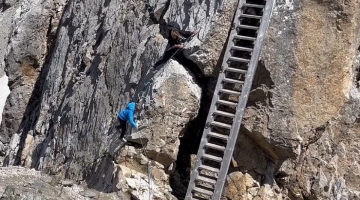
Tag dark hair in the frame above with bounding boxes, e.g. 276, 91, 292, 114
136, 103, 142, 110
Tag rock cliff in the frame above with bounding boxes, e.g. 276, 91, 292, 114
0, 0, 359, 199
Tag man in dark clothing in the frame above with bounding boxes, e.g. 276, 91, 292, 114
116, 101, 142, 142
153, 21, 199, 69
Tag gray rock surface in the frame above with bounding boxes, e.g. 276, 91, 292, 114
0, 0, 18, 74
129, 60, 201, 168
118, 163, 176, 200
0, 0, 359, 199
0, 166, 123, 199
232, 0, 360, 199
0, 0, 16, 133
0, 0, 228, 196
183, 0, 238, 76
1, 0, 67, 147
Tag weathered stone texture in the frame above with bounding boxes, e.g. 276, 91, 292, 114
1, 0, 67, 148
0, 166, 123, 199
183, 0, 238, 76
238, 0, 360, 199
130, 60, 201, 168
0, 0, 229, 197
0, 0, 18, 156
1, 0, 360, 199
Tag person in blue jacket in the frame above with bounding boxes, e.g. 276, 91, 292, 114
116, 101, 142, 142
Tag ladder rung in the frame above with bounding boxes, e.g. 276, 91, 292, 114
231, 46, 253, 52
237, 24, 259, 30
208, 132, 229, 140
196, 175, 217, 184
240, 14, 262, 19
243, 3, 265, 8
210, 121, 232, 129
225, 67, 247, 74
233, 35, 256, 41
191, 197, 208, 200
223, 78, 244, 84
193, 186, 214, 196
205, 143, 226, 151
216, 100, 238, 107
198, 164, 220, 173
219, 89, 241, 96
228, 56, 250, 63
202, 154, 223, 162
213, 110, 235, 118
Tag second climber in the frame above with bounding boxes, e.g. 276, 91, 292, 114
153, 21, 199, 69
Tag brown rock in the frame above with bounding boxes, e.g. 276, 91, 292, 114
152, 167, 168, 182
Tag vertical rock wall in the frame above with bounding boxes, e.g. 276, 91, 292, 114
1, 0, 360, 199
231, 0, 360, 199
0, 0, 233, 196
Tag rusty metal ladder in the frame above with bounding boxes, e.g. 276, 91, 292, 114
185, 0, 275, 199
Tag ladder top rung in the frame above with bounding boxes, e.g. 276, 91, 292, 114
240, 13, 262, 19
205, 143, 226, 151
243, 3, 265, 8
233, 35, 256, 41
231, 46, 253, 52
216, 100, 238, 107
210, 121, 232, 129
193, 186, 214, 196
237, 24, 259, 30
228, 56, 250, 63
202, 154, 223, 162
198, 164, 220, 173
219, 89, 241, 95
213, 110, 235, 118
208, 132, 229, 140
225, 67, 247, 74
196, 175, 217, 184
223, 77, 244, 84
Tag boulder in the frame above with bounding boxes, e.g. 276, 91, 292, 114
130, 60, 201, 168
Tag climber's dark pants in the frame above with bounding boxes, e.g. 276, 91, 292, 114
153, 48, 179, 69
116, 118, 127, 139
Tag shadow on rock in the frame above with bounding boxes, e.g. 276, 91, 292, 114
84, 154, 121, 193
108, 137, 126, 157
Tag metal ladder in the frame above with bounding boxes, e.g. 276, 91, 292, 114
185, 0, 275, 199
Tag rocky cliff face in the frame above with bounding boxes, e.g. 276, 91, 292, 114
231, 0, 360, 199
1, 0, 360, 200
0, 0, 14, 141
0, 166, 126, 199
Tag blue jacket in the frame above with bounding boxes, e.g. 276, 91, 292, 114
118, 102, 137, 128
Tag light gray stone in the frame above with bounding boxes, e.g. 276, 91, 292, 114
79, 189, 98, 198
139, 154, 148, 165
0, 166, 88, 200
